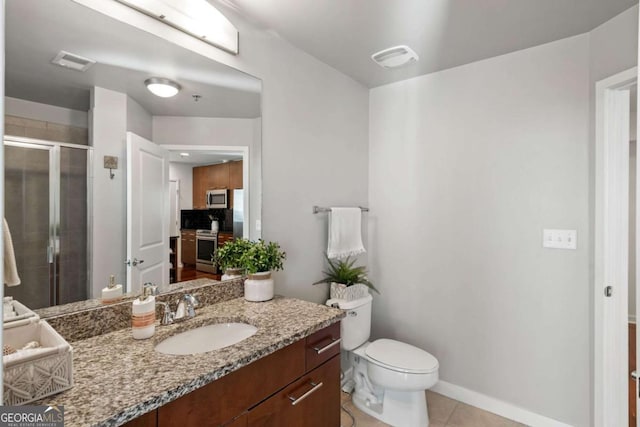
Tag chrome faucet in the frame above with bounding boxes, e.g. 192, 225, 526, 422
159, 294, 199, 325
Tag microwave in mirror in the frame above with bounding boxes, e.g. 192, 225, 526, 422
207, 189, 228, 209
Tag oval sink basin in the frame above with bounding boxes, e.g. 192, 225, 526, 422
155, 323, 258, 355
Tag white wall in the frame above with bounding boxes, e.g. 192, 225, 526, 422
169, 162, 193, 211
77, 0, 370, 303
5, 96, 88, 128
152, 116, 254, 146
90, 87, 128, 297
126, 96, 152, 140
369, 35, 590, 426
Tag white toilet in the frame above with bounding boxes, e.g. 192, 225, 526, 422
328, 294, 439, 427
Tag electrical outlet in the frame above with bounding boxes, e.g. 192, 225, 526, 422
543, 229, 577, 250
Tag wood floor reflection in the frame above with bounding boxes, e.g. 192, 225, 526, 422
176, 265, 220, 282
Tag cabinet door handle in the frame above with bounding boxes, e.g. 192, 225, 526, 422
288, 381, 323, 406
313, 337, 341, 354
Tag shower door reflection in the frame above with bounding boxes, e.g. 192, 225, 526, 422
4, 140, 90, 309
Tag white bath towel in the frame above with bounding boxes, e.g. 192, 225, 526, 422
327, 207, 366, 259
4, 218, 21, 287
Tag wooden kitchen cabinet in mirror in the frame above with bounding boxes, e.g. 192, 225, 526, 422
209, 162, 230, 189
181, 231, 196, 266
192, 167, 208, 209
229, 160, 243, 189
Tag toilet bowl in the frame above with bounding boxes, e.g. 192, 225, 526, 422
327, 295, 439, 427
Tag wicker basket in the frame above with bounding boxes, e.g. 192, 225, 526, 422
3, 319, 73, 405
329, 283, 370, 301
3, 297, 39, 328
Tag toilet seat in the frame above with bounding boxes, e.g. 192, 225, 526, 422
365, 339, 439, 374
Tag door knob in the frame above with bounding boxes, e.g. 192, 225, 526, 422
125, 258, 145, 267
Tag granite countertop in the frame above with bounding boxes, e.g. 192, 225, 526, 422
41, 296, 344, 427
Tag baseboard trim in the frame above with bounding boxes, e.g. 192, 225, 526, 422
431, 380, 573, 427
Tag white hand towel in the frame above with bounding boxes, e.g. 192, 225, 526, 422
327, 207, 366, 259
4, 218, 21, 287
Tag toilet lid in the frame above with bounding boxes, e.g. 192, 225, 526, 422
365, 339, 439, 374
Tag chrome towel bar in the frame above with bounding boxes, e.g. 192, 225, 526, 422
312, 206, 369, 214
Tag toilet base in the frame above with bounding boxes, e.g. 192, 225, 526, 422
352, 388, 429, 427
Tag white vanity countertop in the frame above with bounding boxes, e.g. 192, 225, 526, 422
38, 296, 344, 427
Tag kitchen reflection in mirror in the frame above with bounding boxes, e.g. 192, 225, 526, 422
3, 0, 262, 310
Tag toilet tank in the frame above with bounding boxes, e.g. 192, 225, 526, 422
327, 294, 372, 351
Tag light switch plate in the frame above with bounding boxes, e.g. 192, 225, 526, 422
543, 229, 577, 250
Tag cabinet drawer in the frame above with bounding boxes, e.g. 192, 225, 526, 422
158, 340, 305, 427
247, 355, 340, 427
305, 322, 341, 372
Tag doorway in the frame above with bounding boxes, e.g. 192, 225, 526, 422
162, 145, 249, 284
594, 67, 637, 427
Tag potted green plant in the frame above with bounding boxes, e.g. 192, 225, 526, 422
212, 238, 253, 280
313, 256, 379, 301
240, 240, 286, 302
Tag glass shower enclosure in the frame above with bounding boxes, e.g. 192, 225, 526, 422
4, 139, 91, 309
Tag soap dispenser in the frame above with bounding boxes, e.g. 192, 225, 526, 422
132, 282, 158, 340
101, 275, 123, 304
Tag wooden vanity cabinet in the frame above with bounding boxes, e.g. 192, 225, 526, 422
247, 356, 340, 427
130, 323, 342, 427
122, 411, 157, 427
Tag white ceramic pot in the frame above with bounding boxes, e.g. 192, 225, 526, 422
244, 271, 274, 302
221, 268, 244, 281
330, 282, 370, 301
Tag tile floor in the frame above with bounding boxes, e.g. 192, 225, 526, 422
340, 391, 526, 427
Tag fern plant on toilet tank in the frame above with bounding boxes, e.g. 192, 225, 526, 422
314, 255, 379, 301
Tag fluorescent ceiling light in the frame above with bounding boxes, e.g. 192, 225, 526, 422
145, 77, 181, 97
116, 0, 239, 54
180, 152, 190, 157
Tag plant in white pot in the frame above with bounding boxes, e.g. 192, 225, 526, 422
212, 238, 252, 280
240, 240, 286, 302
313, 256, 379, 301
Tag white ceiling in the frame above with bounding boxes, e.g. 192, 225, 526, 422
6, 0, 261, 117
216, 0, 639, 88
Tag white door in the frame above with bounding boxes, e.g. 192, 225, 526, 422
126, 132, 170, 294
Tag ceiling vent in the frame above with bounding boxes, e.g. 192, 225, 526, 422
51, 51, 96, 72
371, 45, 419, 69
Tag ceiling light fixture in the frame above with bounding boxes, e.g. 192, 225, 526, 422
180, 152, 190, 157
115, 0, 239, 55
145, 77, 181, 98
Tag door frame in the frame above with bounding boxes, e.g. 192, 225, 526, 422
594, 66, 637, 427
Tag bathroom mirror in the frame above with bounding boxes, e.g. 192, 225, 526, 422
4, 0, 262, 314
